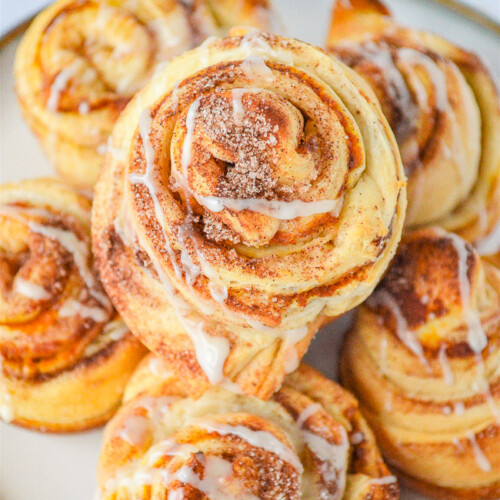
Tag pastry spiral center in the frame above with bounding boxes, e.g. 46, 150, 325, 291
172, 89, 328, 245
176, 89, 317, 199
41, 2, 156, 110
0, 205, 112, 378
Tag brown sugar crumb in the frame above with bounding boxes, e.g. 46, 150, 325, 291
203, 213, 241, 244
197, 92, 279, 199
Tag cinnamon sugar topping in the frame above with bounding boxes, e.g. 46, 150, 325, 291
203, 213, 241, 244
196, 91, 279, 199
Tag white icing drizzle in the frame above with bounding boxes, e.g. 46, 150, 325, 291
180, 317, 230, 384
181, 96, 203, 178
78, 101, 90, 114
119, 415, 150, 446
438, 344, 454, 385
199, 196, 343, 220
453, 402, 465, 416
130, 104, 312, 383
368, 290, 429, 369
103, 439, 253, 498
350, 432, 365, 445
129, 108, 182, 278
28, 222, 109, 306
231, 88, 246, 125
117, 396, 174, 447
208, 281, 228, 305
58, 299, 108, 322
0, 403, 13, 423
176, 221, 201, 287
151, 245, 228, 385
397, 47, 467, 181
397, 48, 448, 111
172, 455, 259, 500
368, 475, 397, 486
282, 326, 309, 374
240, 30, 274, 53
296, 402, 348, 499
148, 356, 170, 377
240, 55, 275, 82
296, 403, 322, 427
466, 431, 492, 472
149, 356, 240, 394
143, 438, 190, 467
198, 36, 218, 67
476, 219, 500, 256
243, 319, 310, 374
348, 41, 417, 147
126, 72, 345, 384
107, 136, 128, 163
303, 429, 348, 500
128, 108, 232, 385
177, 92, 343, 222
446, 232, 487, 353
13, 277, 50, 300
200, 422, 303, 473
47, 61, 81, 112
239, 30, 293, 65
170, 92, 235, 302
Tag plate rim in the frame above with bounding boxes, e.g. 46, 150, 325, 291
0, 0, 498, 51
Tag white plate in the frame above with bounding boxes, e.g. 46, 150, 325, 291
1, 1, 498, 499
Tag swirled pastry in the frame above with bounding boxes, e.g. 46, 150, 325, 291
341, 228, 500, 498
92, 30, 406, 398
327, 0, 500, 242
0, 178, 146, 432
14, 0, 272, 188
97, 356, 398, 499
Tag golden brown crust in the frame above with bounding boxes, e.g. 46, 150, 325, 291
2, 330, 145, 432
326, 0, 500, 242
341, 227, 500, 499
92, 29, 406, 399
97, 358, 398, 499
14, 0, 273, 188
0, 178, 146, 432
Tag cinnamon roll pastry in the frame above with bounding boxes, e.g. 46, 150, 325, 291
0, 178, 146, 432
327, 0, 500, 242
14, 0, 272, 188
97, 356, 398, 499
341, 227, 500, 498
91, 30, 406, 398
